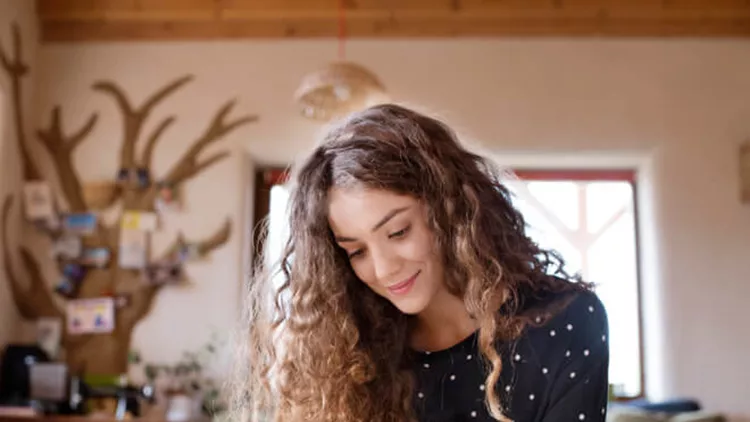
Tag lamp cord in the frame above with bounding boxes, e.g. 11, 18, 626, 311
338, 0, 346, 60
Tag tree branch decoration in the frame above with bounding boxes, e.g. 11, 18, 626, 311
0, 22, 257, 376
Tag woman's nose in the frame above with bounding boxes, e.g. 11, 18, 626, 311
370, 247, 401, 283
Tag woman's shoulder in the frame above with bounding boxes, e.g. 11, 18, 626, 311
503, 288, 610, 421
546, 288, 607, 327
515, 278, 603, 323
526, 288, 608, 344
509, 287, 609, 370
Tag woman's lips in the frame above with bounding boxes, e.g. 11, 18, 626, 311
387, 271, 420, 295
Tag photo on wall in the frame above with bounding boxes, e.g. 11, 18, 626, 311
66, 297, 115, 335
22, 181, 55, 221
62, 213, 98, 236
118, 228, 147, 269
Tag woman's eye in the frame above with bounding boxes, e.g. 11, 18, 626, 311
348, 249, 364, 259
389, 225, 411, 238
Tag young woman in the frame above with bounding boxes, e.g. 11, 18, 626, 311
234, 104, 610, 422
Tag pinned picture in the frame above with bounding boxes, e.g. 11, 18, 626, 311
62, 213, 98, 236
66, 298, 115, 335
114, 293, 131, 309
121, 211, 158, 232
136, 168, 150, 188
116, 168, 131, 185
36, 318, 62, 359
143, 260, 183, 286
50, 235, 82, 260
118, 228, 147, 269
55, 277, 81, 299
22, 181, 55, 221
175, 243, 201, 263
154, 182, 182, 213
34, 214, 62, 236
116, 168, 150, 189
80, 248, 111, 268
62, 263, 86, 283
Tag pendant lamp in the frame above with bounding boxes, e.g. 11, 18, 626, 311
294, 1, 388, 121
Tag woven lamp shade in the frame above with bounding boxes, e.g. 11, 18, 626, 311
294, 61, 388, 121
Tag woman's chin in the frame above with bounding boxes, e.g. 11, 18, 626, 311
390, 295, 430, 315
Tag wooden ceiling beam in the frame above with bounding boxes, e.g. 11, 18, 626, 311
35, 0, 750, 42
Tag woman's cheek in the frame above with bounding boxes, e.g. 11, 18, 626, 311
352, 259, 375, 287
399, 234, 433, 262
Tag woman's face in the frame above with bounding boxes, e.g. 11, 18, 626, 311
327, 187, 446, 315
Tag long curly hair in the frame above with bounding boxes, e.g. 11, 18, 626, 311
231, 104, 588, 422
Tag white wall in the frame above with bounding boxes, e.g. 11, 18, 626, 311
35, 38, 750, 418
0, 0, 39, 350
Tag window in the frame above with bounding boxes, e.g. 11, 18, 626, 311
251, 169, 292, 274
506, 169, 643, 399
254, 167, 644, 399
265, 183, 291, 268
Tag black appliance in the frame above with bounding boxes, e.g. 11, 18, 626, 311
0, 344, 51, 406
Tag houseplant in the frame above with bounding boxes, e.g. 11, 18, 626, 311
130, 333, 227, 421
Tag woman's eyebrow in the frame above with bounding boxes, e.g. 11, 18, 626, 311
334, 206, 410, 242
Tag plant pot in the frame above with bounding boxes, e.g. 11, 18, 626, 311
165, 393, 202, 422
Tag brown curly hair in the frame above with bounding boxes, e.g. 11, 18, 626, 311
231, 104, 588, 422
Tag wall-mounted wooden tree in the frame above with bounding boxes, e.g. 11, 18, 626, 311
0, 23, 257, 376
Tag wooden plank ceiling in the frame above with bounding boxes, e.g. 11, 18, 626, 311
36, 0, 750, 42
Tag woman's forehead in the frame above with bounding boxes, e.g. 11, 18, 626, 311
327, 188, 419, 231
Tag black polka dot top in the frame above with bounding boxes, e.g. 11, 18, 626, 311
412, 290, 610, 422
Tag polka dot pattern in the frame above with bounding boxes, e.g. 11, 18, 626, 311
412, 290, 609, 421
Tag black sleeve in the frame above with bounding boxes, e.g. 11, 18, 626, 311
541, 294, 610, 422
